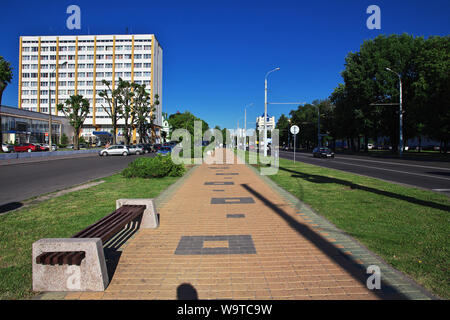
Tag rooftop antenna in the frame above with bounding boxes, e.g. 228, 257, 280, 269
126, 27, 129, 34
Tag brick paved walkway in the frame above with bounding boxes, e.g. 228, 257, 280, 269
58, 148, 432, 300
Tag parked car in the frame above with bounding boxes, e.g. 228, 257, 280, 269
153, 144, 162, 151
137, 143, 152, 154
14, 143, 39, 153
312, 147, 335, 158
156, 146, 172, 156
2, 143, 14, 153
126, 145, 144, 155
38, 144, 57, 151
98, 145, 129, 156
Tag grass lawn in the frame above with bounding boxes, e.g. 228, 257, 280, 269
246, 151, 449, 299
0, 173, 182, 300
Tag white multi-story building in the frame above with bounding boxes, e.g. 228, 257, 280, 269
256, 114, 276, 131
18, 34, 163, 142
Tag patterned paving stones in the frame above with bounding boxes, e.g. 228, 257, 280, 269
62, 148, 434, 300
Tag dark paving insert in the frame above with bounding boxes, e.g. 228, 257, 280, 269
216, 173, 239, 175
227, 214, 245, 218
204, 182, 234, 185
211, 197, 255, 204
208, 167, 230, 169
174, 235, 256, 255
213, 189, 225, 192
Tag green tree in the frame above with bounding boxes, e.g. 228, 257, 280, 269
60, 133, 69, 146
0, 56, 13, 147
412, 36, 450, 152
275, 114, 290, 147
116, 78, 135, 145
99, 79, 122, 145
57, 95, 90, 150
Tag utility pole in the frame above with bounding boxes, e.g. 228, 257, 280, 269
385, 67, 403, 156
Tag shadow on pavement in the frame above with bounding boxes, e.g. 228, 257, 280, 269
177, 283, 199, 300
103, 218, 142, 281
241, 183, 408, 300
279, 166, 450, 212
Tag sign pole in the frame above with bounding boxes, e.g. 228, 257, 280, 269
294, 133, 296, 163
290, 125, 299, 164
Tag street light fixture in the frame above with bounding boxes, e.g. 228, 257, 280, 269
385, 67, 403, 156
264, 67, 280, 156
48, 61, 68, 151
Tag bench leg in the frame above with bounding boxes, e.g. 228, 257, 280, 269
32, 238, 109, 292
116, 198, 159, 228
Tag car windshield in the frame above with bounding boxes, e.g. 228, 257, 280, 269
160, 147, 171, 151
320, 148, 329, 152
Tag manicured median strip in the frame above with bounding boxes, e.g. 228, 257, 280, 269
0, 172, 185, 300
245, 151, 449, 299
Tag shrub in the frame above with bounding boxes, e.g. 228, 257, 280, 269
122, 155, 186, 179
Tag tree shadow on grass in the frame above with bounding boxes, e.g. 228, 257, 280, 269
279, 166, 450, 212
241, 183, 411, 300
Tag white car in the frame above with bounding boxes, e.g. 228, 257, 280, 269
98, 145, 129, 156
2, 143, 14, 153
126, 145, 144, 155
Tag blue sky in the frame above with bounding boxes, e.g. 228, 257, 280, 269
1, 0, 449, 129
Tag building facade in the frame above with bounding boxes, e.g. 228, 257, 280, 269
256, 114, 276, 131
1, 105, 73, 144
18, 34, 162, 142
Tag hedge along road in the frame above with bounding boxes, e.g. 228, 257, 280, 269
0, 153, 155, 213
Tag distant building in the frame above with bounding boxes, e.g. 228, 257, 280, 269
161, 113, 171, 142
1, 105, 73, 144
256, 114, 276, 131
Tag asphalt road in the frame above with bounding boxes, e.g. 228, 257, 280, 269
0, 153, 155, 210
277, 150, 450, 194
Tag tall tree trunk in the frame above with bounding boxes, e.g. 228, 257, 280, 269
0, 89, 4, 146
364, 134, 368, 153
74, 128, 80, 150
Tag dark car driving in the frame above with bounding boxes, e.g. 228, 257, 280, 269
137, 143, 153, 153
312, 147, 335, 158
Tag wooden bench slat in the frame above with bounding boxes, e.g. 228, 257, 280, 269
84, 207, 144, 242
72, 206, 130, 238
36, 204, 146, 266
72, 205, 145, 241
35, 251, 86, 265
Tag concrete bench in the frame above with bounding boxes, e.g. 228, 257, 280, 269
32, 199, 158, 292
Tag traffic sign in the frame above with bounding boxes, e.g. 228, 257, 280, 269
290, 125, 299, 135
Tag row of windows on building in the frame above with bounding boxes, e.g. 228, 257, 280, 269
22, 53, 152, 61
21, 84, 152, 103
22, 71, 151, 79
22, 78, 151, 89
22, 62, 151, 70
22, 44, 151, 52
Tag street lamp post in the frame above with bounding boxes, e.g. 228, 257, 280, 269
264, 67, 280, 156
386, 67, 403, 156
244, 102, 253, 151
48, 61, 67, 151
